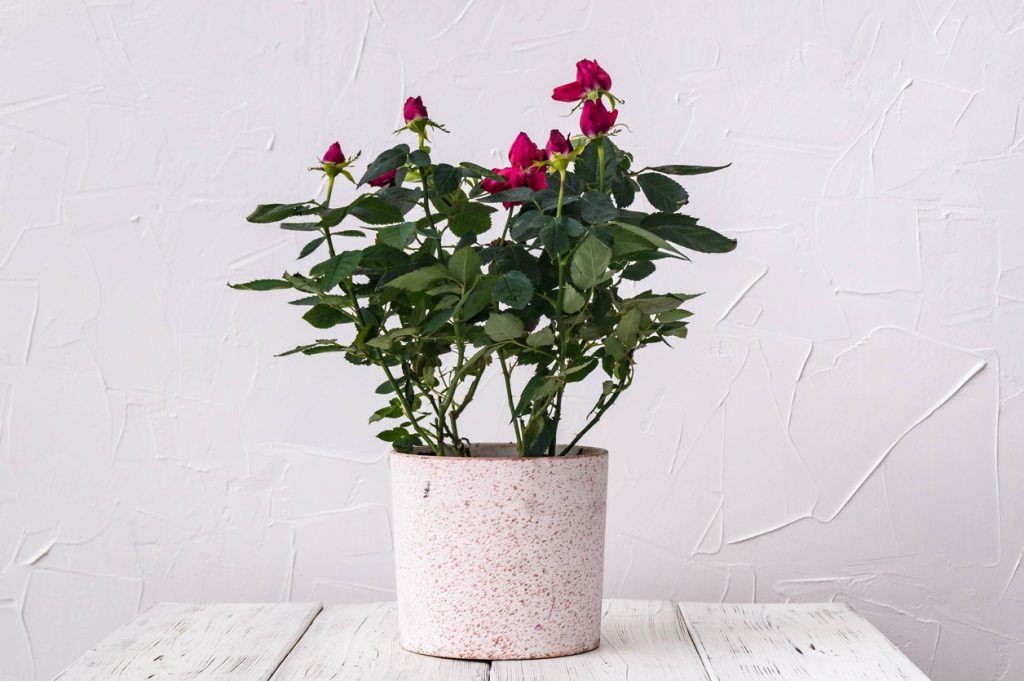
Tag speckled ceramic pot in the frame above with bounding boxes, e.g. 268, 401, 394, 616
390, 443, 608, 660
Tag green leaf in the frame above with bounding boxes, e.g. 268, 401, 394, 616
484, 312, 524, 341
384, 264, 450, 291
637, 173, 689, 212
610, 174, 636, 208
432, 164, 462, 195
348, 195, 404, 225
625, 293, 702, 314
457, 276, 494, 321
525, 416, 557, 457
539, 216, 583, 257
609, 220, 685, 257
477, 187, 536, 204
621, 260, 656, 281
448, 247, 482, 285
574, 137, 616, 187
280, 222, 323, 232
246, 203, 314, 224
447, 200, 495, 236
491, 271, 534, 309
310, 251, 363, 291
490, 244, 541, 284
616, 308, 643, 348
526, 327, 555, 347
229, 278, 293, 291
658, 309, 693, 322
640, 214, 737, 253
459, 162, 505, 181
562, 286, 585, 314
603, 334, 627, 360
358, 144, 409, 186
377, 222, 417, 249
570, 234, 612, 289
408, 149, 430, 167
303, 304, 348, 329
422, 307, 454, 333
510, 211, 550, 241
298, 236, 326, 259
580, 191, 618, 224
642, 163, 731, 176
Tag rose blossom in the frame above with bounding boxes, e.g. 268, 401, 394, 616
368, 168, 398, 187
403, 96, 428, 123
579, 99, 618, 137
545, 129, 572, 156
552, 59, 612, 102
322, 141, 345, 164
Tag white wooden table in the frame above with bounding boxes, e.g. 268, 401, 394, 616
55, 600, 931, 680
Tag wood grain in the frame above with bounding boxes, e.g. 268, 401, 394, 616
680, 603, 931, 680
54, 602, 320, 681
490, 599, 710, 680
269, 602, 488, 681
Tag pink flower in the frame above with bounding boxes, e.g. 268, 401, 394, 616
404, 96, 428, 123
552, 59, 612, 102
545, 129, 572, 156
322, 142, 345, 164
508, 132, 546, 169
579, 99, 618, 137
368, 168, 397, 188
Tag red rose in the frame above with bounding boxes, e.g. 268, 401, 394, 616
579, 99, 618, 137
552, 59, 612, 102
403, 96, 428, 123
545, 129, 572, 156
322, 142, 345, 164
368, 168, 398, 187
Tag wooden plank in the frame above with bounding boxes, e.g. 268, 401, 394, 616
270, 602, 488, 681
54, 602, 320, 681
680, 603, 931, 681
491, 599, 710, 680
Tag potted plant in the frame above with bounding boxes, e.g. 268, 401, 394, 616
233, 59, 736, 660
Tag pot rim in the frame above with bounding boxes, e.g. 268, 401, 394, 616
391, 442, 608, 460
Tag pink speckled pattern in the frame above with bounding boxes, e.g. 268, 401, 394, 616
390, 444, 609, 660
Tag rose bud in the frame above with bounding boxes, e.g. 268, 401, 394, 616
545, 129, 572, 156
508, 132, 545, 169
552, 58, 612, 102
368, 168, 398, 188
577, 59, 612, 92
322, 141, 345, 164
404, 96, 429, 123
579, 99, 619, 137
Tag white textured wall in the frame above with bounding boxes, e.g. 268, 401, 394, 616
2, 1, 1023, 678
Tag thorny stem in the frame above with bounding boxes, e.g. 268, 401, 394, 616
549, 169, 568, 455
499, 350, 524, 451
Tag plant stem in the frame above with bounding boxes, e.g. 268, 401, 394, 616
499, 208, 514, 242
558, 373, 631, 456
498, 350, 524, 452
549, 169, 568, 455
322, 175, 337, 257
380, 363, 436, 451
596, 140, 606, 193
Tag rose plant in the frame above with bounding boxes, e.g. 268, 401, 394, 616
233, 59, 735, 457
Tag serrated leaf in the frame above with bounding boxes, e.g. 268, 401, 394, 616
298, 236, 326, 259
247, 202, 314, 223
636, 173, 689, 212
562, 286, 585, 314
570, 234, 612, 289
432, 164, 462, 195
459, 162, 505, 181
484, 312, 524, 341
526, 327, 555, 347
447, 200, 495, 236
509, 211, 550, 241
477, 187, 536, 204
377, 222, 417, 249
422, 307, 454, 333
408, 149, 430, 167
621, 261, 656, 281
640, 214, 737, 253
303, 304, 348, 329
611, 174, 636, 208
616, 307, 643, 348
448, 247, 482, 285
229, 279, 293, 291
358, 144, 409, 186
539, 216, 582, 257
643, 163, 731, 176
384, 264, 450, 291
348, 195, 404, 225
580, 191, 618, 224
457, 276, 494, 321
310, 251, 363, 290
491, 270, 533, 309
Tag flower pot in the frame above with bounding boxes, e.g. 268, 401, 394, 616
390, 443, 608, 660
